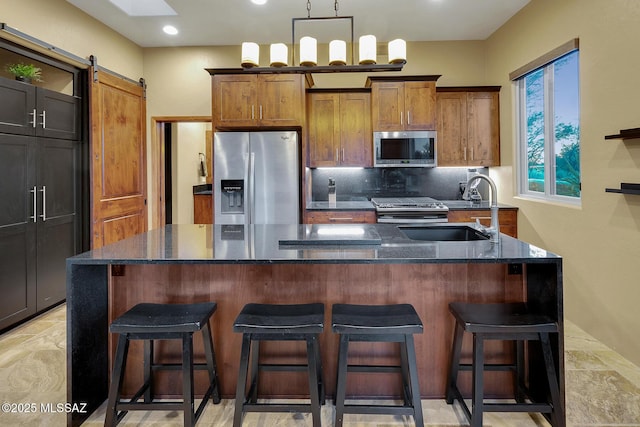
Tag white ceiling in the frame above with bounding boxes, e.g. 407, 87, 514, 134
65, 0, 530, 48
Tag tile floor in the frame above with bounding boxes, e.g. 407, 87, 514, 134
0, 304, 639, 426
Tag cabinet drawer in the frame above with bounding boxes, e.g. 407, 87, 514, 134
305, 210, 376, 224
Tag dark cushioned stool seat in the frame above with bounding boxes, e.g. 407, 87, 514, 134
233, 303, 325, 427
446, 302, 563, 427
105, 302, 221, 427
332, 303, 424, 427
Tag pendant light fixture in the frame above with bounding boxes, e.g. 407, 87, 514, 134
240, 0, 406, 72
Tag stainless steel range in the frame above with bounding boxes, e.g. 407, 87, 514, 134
371, 197, 449, 224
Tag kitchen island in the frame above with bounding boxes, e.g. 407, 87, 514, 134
66, 223, 563, 426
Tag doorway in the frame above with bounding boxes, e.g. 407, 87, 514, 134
150, 117, 211, 228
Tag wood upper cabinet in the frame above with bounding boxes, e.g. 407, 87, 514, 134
212, 73, 305, 128
306, 90, 372, 167
368, 76, 438, 131
436, 87, 500, 167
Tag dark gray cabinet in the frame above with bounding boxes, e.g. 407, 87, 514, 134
0, 77, 78, 330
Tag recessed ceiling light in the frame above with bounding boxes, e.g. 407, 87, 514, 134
163, 25, 179, 35
251, 0, 268, 5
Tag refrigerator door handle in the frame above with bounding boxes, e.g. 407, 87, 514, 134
249, 152, 256, 224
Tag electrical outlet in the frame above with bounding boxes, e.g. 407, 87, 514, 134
508, 263, 522, 275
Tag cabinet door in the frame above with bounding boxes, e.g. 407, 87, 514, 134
36, 137, 76, 310
258, 74, 305, 126
37, 88, 79, 141
339, 92, 372, 167
404, 81, 436, 130
371, 82, 404, 131
212, 74, 257, 127
0, 133, 37, 329
436, 92, 467, 166
0, 77, 36, 136
307, 93, 340, 167
467, 91, 500, 166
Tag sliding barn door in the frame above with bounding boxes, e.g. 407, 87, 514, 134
90, 69, 147, 248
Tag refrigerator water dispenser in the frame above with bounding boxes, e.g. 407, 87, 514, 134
220, 179, 244, 214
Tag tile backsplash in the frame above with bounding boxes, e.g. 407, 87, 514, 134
310, 167, 489, 202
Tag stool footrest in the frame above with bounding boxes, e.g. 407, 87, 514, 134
242, 402, 317, 413
484, 402, 553, 413
347, 364, 402, 374
259, 363, 310, 372
151, 362, 212, 371
341, 404, 416, 416
458, 363, 516, 372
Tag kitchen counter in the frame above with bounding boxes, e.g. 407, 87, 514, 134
66, 224, 563, 426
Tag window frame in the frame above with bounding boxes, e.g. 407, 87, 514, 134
514, 46, 581, 205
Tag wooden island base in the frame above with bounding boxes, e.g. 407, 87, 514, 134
109, 262, 525, 400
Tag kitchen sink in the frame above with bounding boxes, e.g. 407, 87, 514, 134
398, 225, 490, 241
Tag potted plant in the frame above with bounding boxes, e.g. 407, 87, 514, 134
5, 62, 42, 83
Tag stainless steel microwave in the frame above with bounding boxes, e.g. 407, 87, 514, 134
373, 131, 437, 167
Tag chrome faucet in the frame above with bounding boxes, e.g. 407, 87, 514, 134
464, 174, 500, 243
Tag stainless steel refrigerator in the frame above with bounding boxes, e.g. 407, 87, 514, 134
213, 131, 299, 224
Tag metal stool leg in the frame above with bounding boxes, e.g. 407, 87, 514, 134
405, 334, 424, 427
334, 334, 350, 427
446, 322, 464, 404
182, 333, 195, 427
248, 339, 260, 404
105, 334, 129, 427
540, 333, 563, 427
233, 334, 252, 427
143, 339, 153, 403
306, 335, 322, 427
471, 333, 485, 427
201, 321, 221, 404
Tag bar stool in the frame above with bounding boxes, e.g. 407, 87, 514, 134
446, 302, 563, 427
331, 303, 424, 427
104, 302, 221, 427
232, 302, 325, 427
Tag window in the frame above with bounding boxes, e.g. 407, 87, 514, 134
515, 48, 580, 202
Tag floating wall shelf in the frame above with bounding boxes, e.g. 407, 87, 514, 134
604, 127, 640, 140
605, 183, 640, 195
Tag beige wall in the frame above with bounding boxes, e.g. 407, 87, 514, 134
486, 0, 640, 366
2, 0, 143, 79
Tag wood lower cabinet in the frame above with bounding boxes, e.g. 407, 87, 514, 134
367, 76, 439, 131
193, 194, 213, 224
307, 90, 372, 167
0, 77, 79, 329
436, 87, 500, 167
211, 73, 305, 128
304, 210, 376, 224
447, 208, 517, 238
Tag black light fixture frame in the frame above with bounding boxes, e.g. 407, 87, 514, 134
291, 15, 354, 66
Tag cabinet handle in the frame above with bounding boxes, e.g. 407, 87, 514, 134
400, 111, 403, 126
39, 110, 46, 129
39, 186, 47, 221
30, 186, 37, 222
470, 148, 474, 160
259, 105, 263, 120
471, 216, 492, 220
251, 105, 255, 120
407, 110, 411, 125
336, 148, 339, 162
342, 148, 345, 162
29, 109, 37, 128
329, 217, 353, 221
463, 147, 467, 161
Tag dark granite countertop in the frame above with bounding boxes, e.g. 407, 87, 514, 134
441, 200, 518, 210
68, 224, 559, 265
193, 184, 212, 195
